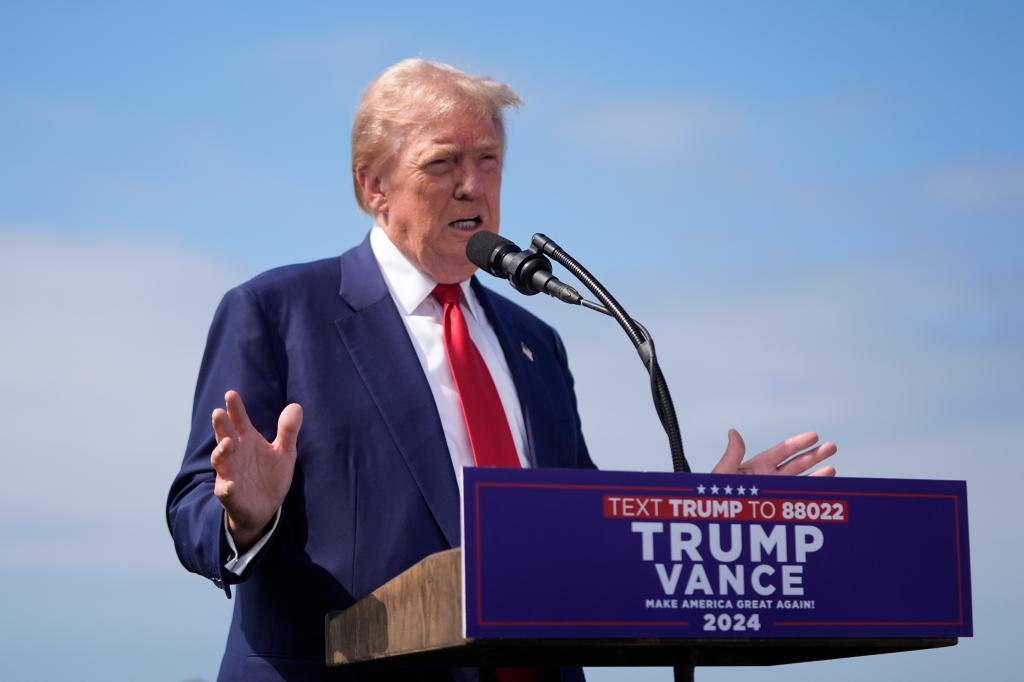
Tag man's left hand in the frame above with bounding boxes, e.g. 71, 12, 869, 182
712, 429, 837, 477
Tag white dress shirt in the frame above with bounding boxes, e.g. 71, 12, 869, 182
225, 226, 530, 575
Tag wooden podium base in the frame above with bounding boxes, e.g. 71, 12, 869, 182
325, 549, 955, 668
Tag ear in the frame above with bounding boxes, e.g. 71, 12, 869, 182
355, 166, 389, 219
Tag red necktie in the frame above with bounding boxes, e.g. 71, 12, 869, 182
432, 284, 520, 468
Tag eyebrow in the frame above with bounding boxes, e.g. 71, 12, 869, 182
422, 137, 502, 155
474, 138, 502, 152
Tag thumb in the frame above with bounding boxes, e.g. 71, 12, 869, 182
275, 403, 304, 453
712, 429, 746, 474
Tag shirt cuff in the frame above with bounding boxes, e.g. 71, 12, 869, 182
223, 508, 281, 576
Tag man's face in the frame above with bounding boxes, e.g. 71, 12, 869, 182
373, 108, 503, 283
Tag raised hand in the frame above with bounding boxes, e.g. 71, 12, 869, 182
210, 390, 303, 552
712, 429, 837, 477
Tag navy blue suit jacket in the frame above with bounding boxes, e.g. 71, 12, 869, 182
167, 236, 593, 681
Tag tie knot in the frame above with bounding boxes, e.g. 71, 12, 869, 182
432, 283, 462, 307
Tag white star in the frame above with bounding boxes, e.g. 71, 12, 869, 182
749, 485, 759, 496
737, 485, 747, 495
724, 485, 733, 495
696, 484, 706, 495
710, 485, 720, 495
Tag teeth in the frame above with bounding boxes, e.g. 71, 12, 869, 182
450, 219, 480, 229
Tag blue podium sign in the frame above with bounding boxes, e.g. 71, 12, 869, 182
461, 468, 971, 640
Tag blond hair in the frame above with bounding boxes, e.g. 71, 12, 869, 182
351, 58, 522, 213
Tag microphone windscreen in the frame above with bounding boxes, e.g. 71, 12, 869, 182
466, 231, 514, 270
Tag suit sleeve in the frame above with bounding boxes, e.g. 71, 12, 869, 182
166, 284, 288, 597
550, 327, 596, 471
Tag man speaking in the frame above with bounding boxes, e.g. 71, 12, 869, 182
167, 58, 836, 682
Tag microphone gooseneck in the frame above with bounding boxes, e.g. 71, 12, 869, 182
532, 233, 689, 475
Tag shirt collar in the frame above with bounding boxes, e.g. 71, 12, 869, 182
369, 224, 484, 321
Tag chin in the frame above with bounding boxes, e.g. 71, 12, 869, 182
432, 262, 477, 285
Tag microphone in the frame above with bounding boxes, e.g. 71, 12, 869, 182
466, 232, 583, 304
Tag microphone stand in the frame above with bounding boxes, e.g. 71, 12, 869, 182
531, 234, 690, 475
530, 233, 694, 682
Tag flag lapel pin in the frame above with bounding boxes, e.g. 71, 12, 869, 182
520, 341, 534, 362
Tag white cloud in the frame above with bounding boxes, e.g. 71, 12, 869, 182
551, 262, 1022, 479
567, 95, 746, 158
0, 228, 244, 573
926, 161, 1024, 210
241, 28, 400, 97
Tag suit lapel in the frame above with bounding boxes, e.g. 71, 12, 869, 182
334, 237, 461, 547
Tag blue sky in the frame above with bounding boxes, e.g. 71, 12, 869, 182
1, 2, 1021, 681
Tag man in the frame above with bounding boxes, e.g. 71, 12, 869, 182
167, 59, 836, 682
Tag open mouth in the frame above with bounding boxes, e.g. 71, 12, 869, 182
448, 216, 483, 230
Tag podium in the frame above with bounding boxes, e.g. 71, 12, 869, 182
326, 468, 970, 671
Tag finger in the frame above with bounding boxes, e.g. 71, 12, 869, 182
750, 432, 819, 469
214, 474, 235, 500
210, 436, 235, 475
212, 408, 238, 443
776, 441, 838, 476
274, 403, 304, 453
809, 465, 837, 477
711, 429, 746, 474
225, 390, 255, 437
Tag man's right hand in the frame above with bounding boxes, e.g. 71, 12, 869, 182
211, 390, 303, 553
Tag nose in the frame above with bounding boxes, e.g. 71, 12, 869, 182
453, 159, 483, 200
